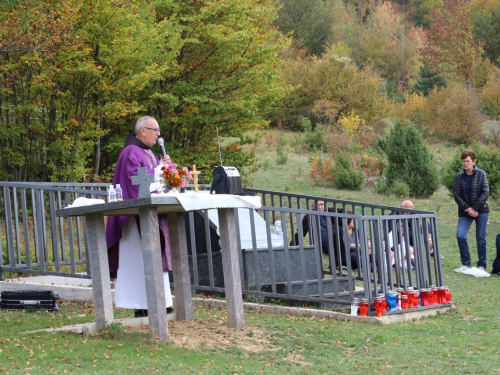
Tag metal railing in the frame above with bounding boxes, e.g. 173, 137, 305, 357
1, 182, 443, 309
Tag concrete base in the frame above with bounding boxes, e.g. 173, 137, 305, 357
23, 314, 176, 337
1, 276, 98, 302
1, 276, 455, 326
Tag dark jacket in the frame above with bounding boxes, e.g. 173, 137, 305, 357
453, 166, 489, 217
492, 233, 500, 274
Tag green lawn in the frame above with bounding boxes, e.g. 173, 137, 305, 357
2, 134, 500, 374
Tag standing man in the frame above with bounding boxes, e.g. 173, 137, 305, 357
453, 150, 490, 274
106, 116, 174, 317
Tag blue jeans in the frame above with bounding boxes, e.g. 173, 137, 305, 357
456, 213, 488, 268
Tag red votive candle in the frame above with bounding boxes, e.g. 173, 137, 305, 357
374, 297, 384, 317
413, 290, 420, 307
359, 298, 369, 316
401, 294, 409, 309
430, 286, 438, 305
406, 287, 414, 307
444, 286, 452, 303
437, 286, 446, 304
381, 295, 389, 312
420, 288, 429, 306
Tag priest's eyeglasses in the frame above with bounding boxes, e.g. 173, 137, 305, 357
144, 127, 161, 134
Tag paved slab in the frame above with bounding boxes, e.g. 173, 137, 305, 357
0, 276, 454, 325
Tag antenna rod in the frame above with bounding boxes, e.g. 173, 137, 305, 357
217, 127, 223, 166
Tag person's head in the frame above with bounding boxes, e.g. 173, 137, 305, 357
461, 150, 476, 173
400, 200, 414, 214
312, 200, 325, 211
346, 209, 354, 228
135, 116, 160, 148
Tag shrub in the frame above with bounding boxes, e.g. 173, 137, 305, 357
441, 146, 500, 200
334, 153, 364, 191
352, 153, 386, 179
299, 128, 326, 152
384, 120, 439, 198
276, 133, 289, 165
374, 178, 410, 198
309, 156, 336, 187
335, 168, 364, 190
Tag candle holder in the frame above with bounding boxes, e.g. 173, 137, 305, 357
386, 291, 397, 312
374, 296, 384, 317
401, 294, 409, 309
359, 299, 369, 316
350, 298, 360, 316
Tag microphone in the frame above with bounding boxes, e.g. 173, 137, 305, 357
157, 137, 167, 157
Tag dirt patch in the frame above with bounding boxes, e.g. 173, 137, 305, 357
125, 319, 274, 353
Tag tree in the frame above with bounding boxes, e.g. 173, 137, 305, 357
426, 86, 487, 144
275, 0, 335, 56
420, 0, 484, 90
0, 0, 175, 182
275, 47, 389, 136
391, 0, 442, 29
471, 0, 500, 67
411, 66, 447, 96
132, 0, 289, 183
360, 2, 426, 96
0, 0, 289, 183
481, 68, 500, 119
384, 120, 438, 198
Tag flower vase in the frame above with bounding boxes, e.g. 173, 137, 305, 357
169, 187, 179, 194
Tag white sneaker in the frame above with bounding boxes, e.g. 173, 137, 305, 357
454, 265, 471, 273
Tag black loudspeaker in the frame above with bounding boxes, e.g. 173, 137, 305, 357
210, 166, 243, 195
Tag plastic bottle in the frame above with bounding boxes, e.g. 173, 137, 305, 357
274, 220, 282, 236
115, 184, 123, 202
108, 185, 116, 203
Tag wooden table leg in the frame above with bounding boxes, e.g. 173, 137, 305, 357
86, 213, 114, 331
218, 208, 245, 329
139, 207, 169, 340
167, 212, 193, 321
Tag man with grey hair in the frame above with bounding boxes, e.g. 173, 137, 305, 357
389, 199, 439, 259
106, 116, 174, 317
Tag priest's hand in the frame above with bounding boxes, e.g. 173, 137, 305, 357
162, 155, 171, 165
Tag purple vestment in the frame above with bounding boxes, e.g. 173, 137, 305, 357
106, 134, 171, 278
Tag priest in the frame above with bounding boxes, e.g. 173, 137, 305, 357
106, 115, 174, 317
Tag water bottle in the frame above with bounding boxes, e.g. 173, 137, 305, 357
274, 220, 282, 236
115, 184, 123, 201
108, 185, 116, 203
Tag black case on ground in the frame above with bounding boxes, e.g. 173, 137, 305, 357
0, 290, 60, 311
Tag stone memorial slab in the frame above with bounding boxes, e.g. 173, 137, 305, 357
131, 167, 155, 198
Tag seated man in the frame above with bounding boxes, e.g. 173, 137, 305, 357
389, 200, 441, 259
389, 221, 414, 269
290, 201, 341, 266
339, 209, 359, 270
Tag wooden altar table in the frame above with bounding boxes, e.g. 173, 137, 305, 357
56, 193, 261, 340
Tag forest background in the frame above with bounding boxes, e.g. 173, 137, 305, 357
1, 0, 500, 198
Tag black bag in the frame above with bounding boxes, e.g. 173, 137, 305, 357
0, 290, 60, 311
210, 166, 243, 195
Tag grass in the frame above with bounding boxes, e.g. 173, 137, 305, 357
2, 131, 500, 374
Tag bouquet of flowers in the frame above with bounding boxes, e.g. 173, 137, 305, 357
161, 162, 193, 192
